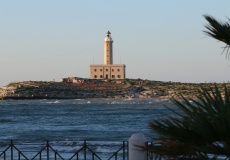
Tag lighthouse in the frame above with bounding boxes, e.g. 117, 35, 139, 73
90, 31, 126, 79
104, 31, 113, 65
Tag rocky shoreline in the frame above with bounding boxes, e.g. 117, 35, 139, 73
0, 78, 229, 100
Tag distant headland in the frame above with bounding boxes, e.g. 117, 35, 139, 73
0, 77, 228, 100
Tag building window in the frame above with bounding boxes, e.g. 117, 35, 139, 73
100, 75, 103, 78
112, 75, 115, 78
94, 75, 97, 78
118, 75, 121, 78
100, 69, 102, 72
94, 69, 97, 72
106, 69, 108, 72
112, 69, 114, 72
117, 69, 120, 72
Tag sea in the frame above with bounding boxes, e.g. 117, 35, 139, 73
0, 99, 176, 159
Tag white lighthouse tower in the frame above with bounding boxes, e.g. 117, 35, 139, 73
104, 31, 113, 65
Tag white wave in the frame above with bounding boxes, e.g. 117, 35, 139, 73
44, 100, 60, 104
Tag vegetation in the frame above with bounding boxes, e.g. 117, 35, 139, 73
147, 15, 230, 159
203, 15, 230, 59
149, 84, 230, 159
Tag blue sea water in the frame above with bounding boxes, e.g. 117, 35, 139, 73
0, 99, 175, 142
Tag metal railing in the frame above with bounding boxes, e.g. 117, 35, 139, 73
0, 140, 158, 160
0, 140, 128, 160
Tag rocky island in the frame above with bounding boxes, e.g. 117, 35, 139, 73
0, 77, 229, 100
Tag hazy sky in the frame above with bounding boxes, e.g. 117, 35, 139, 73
1, 1, 230, 87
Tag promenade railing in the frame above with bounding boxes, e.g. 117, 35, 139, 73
0, 140, 157, 160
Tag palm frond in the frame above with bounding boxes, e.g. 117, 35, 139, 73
149, 84, 230, 159
203, 15, 230, 59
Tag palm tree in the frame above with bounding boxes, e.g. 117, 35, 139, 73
203, 15, 230, 59
149, 84, 230, 159
147, 15, 230, 160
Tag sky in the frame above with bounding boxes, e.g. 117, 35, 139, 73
1, 1, 230, 87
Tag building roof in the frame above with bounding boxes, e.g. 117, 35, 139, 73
90, 64, 125, 67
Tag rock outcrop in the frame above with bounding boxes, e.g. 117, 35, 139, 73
0, 78, 229, 100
